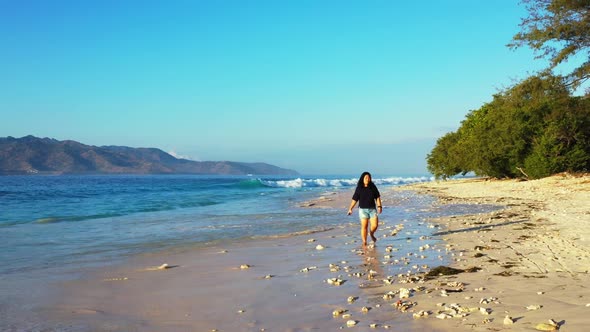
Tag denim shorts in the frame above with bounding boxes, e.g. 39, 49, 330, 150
358, 208, 378, 219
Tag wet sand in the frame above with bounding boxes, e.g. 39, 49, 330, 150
43, 173, 589, 331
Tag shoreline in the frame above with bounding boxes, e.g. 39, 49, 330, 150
37, 174, 590, 331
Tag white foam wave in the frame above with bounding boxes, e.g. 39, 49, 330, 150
260, 176, 433, 189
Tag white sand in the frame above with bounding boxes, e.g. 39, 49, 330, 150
397, 173, 590, 331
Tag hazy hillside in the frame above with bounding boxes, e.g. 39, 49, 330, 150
0, 136, 298, 176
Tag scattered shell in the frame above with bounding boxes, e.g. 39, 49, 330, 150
218, 250, 228, 253
479, 307, 492, 315
327, 277, 345, 286
158, 263, 170, 270
383, 291, 397, 300
308, 238, 316, 242
369, 323, 378, 328
346, 320, 357, 327
103, 277, 128, 281
527, 304, 543, 310
413, 310, 430, 319
537, 291, 545, 295
342, 313, 351, 319
399, 288, 410, 299
361, 306, 370, 313
240, 264, 250, 269
316, 244, 325, 250
503, 315, 514, 325
333, 309, 347, 316
330, 264, 341, 272
264, 274, 274, 279
535, 323, 559, 331
299, 266, 317, 273
347, 296, 357, 303
237, 309, 245, 313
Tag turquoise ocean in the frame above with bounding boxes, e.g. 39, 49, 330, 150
0, 174, 436, 278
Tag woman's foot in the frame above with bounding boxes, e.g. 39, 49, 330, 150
370, 232, 377, 243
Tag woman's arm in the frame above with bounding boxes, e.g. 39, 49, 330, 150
376, 197, 382, 214
347, 200, 357, 215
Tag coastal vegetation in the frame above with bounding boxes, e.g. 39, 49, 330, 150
427, 0, 590, 179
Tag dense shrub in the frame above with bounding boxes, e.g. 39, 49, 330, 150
427, 75, 590, 179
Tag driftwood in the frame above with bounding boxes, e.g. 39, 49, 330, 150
516, 167, 530, 179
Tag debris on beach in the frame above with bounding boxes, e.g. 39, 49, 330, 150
102, 277, 128, 281
382, 290, 398, 300
299, 266, 317, 272
535, 321, 560, 331
424, 266, 464, 279
332, 309, 347, 316
329, 264, 341, 272
399, 288, 411, 299
143, 263, 179, 271
504, 315, 515, 325
346, 320, 357, 327
326, 277, 345, 286
479, 307, 492, 315
394, 300, 416, 312
412, 310, 431, 319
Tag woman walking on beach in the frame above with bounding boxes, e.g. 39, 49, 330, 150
347, 171, 382, 246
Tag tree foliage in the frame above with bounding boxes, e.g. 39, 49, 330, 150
427, 74, 590, 179
509, 0, 590, 88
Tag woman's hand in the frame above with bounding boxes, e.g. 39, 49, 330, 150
347, 209, 352, 216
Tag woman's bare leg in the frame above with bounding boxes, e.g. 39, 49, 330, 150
360, 218, 369, 246
369, 216, 379, 243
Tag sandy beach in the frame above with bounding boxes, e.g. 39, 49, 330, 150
393, 173, 590, 332
42, 173, 590, 331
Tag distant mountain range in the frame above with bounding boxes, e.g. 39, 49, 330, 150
0, 136, 298, 176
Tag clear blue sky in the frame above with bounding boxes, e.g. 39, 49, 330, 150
0, 1, 562, 175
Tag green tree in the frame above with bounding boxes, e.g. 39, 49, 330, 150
525, 96, 590, 177
509, 0, 590, 88
426, 131, 463, 179
426, 74, 589, 179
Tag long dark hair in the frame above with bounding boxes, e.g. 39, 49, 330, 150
357, 171, 374, 188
